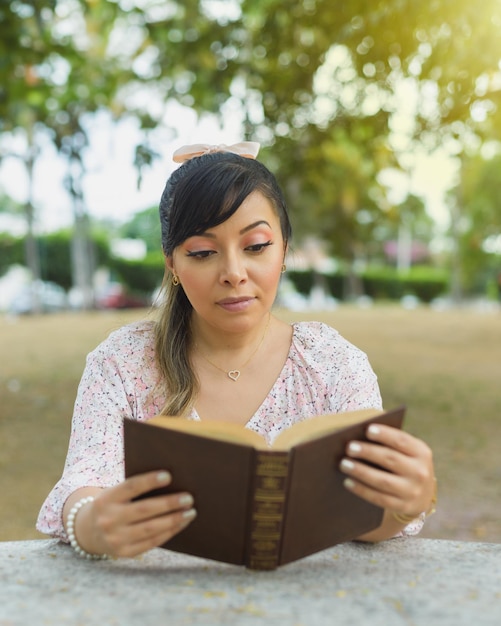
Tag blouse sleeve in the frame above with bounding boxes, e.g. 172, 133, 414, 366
36, 342, 134, 540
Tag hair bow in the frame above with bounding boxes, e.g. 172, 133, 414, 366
173, 142, 260, 163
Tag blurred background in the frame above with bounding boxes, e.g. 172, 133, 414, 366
1, 0, 501, 311
0, 1, 500, 543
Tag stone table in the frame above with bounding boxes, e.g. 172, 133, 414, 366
1, 539, 500, 625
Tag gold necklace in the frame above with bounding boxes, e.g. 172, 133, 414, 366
196, 314, 271, 381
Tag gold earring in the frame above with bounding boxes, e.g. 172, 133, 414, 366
172, 274, 180, 286
281, 264, 287, 273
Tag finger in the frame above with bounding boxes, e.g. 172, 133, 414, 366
346, 428, 433, 478
129, 506, 197, 546
345, 439, 415, 476
341, 437, 435, 516
121, 492, 195, 526
99, 470, 173, 506
340, 456, 407, 499
365, 424, 431, 459
342, 475, 410, 513
92, 490, 195, 547
111, 508, 197, 558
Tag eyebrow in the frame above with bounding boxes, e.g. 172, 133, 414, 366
240, 220, 272, 235
194, 220, 272, 239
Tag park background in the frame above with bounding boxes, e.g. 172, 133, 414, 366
0, 1, 500, 544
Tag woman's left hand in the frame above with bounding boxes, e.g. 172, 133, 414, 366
340, 423, 436, 526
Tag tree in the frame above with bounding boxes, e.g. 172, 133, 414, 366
265, 117, 394, 297
0, 1, 58, 303
119, 206, 161, 253
448, 152, 501, 295
1, 0, 137, 306
375, 194, 434, 271
2, 0, 501, 301
134, 0, 501, 294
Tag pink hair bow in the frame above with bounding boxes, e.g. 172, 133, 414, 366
173, 142, 260, 163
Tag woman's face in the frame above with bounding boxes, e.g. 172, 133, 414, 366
167, 190, 286, 335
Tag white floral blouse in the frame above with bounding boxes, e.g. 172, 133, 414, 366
36, 320, 423, 539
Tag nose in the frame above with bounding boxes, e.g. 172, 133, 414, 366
219, 252, 247, 286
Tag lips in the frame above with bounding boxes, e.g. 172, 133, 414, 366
217, 296, 255, 312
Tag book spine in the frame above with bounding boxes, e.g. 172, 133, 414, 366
246, 450, 290, 570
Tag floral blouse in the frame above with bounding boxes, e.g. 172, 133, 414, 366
36, 320, 422, 539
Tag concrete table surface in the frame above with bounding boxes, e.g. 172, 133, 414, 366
0, 538, 500, 625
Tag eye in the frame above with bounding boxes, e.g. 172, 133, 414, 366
186, 250, 216, 260
245, 241, 273, 253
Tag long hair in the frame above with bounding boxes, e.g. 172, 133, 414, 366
155, 151, 292, 416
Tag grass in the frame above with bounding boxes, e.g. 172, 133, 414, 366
1, 305, 500, 543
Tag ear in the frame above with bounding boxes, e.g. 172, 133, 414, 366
164, 255, 175, 273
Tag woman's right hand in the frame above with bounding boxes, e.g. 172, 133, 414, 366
63, 470, 196, 559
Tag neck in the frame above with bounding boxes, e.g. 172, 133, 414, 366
191, 313, 272, 354
192, 313, 272, 381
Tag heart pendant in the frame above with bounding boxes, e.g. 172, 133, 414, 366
228, 370, 241, 381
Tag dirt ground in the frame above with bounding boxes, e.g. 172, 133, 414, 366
0, 304, 500, 543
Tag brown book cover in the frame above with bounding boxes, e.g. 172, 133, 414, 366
123, 406, 405, 569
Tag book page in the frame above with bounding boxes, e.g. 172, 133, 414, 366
272, 408, 383, 450
148, 415, 268, 449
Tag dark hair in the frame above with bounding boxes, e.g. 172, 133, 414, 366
155, 151, 292, 416
159, 151, 292, 254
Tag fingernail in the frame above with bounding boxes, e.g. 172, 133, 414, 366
340, 458, 355, 472
179, 494, 194, 507
348, 442, 362, 454
368, 424, 381, 437
157, 471, 171, 484
182, 508, 197, 520
344, 478, 356, 490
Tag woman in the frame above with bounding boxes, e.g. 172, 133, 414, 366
37, 142, 436, 560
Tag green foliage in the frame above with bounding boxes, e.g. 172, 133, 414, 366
109, 252, 165, 295
269, 120, 393, 263
286, 270, 315, 296
361, 266, 449, 302
37, 231, 73, 289
0, 193, 24, 215
0, 226, 163, 296
288, 266, 448, 302
0, 1, 55, 131
36, 230, 110, 290
2, 0, 501, 299
0, 229, 111, 289
0, 233, 24, 275
451, 153, 501, 293
4, 1, 501, 154
119, 206, 162, 253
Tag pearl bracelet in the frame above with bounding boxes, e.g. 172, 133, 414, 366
66, 496, 109, 560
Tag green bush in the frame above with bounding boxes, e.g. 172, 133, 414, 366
109, 252, 165, 295
38, 231, 111, 290
0, 234, 24, 275
2, 229, 449, 304
287, 270, 315, 295
287, 266, 449, 303
362, 266, 449, 302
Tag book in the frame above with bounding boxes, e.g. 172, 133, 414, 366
123, 405, 405, 570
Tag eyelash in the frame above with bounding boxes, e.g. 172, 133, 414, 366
186, 250, 214, 259
186, 241, 273, 260
246, 241, 273, 253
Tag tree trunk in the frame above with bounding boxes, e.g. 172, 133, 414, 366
24, 144, 42, 313
449, 196, 463, 304
65, 153, 95, 310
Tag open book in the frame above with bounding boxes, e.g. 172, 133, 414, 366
124, 406, 405, 570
